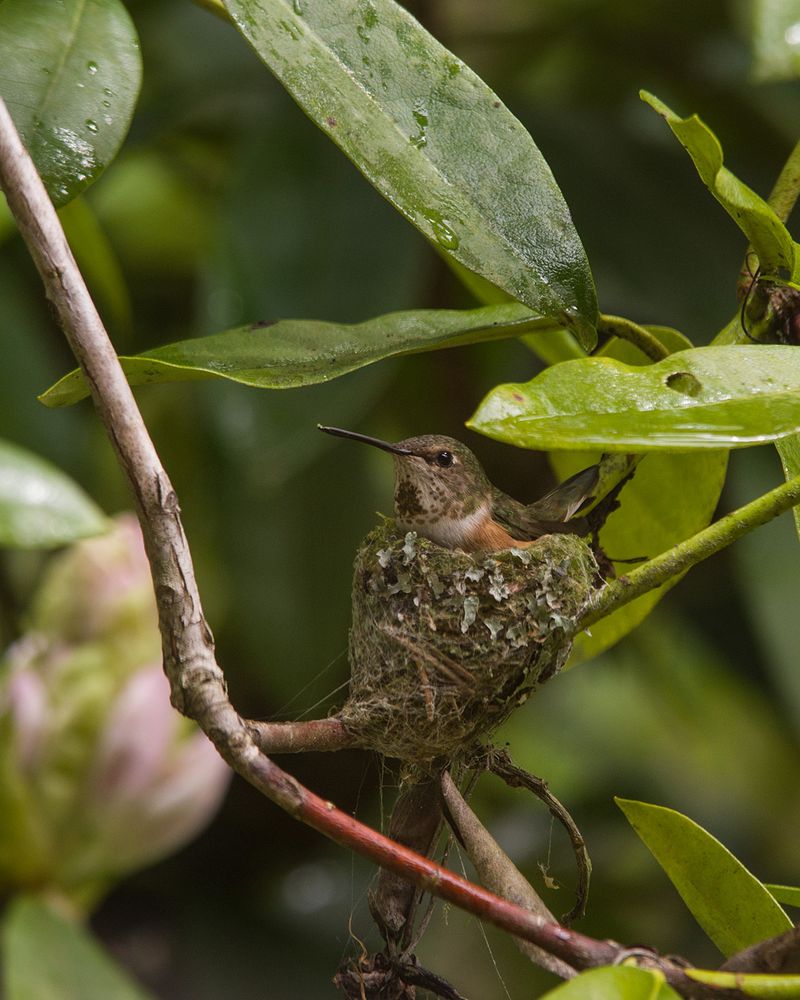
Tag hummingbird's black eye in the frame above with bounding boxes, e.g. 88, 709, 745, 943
435, 450, 454, 468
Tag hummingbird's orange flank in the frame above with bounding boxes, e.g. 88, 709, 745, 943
319, 426, 599, 553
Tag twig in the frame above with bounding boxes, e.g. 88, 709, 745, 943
478, 750, 591, 925
575, 471, 800, 633
248, 717, 358, 753
597, 314, 670, 362
720, 925, 800, 974
369, 777, 445, 956
0, 97, 753, 1000
441, 771, 576, 980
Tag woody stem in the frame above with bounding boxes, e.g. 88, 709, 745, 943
575, 470, 800, 633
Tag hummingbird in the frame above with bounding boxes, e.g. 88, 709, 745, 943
319, 425, 602, 553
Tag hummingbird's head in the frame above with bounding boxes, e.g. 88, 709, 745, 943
319, 426, 492, 544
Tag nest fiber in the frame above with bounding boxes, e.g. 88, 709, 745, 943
341, 522, 599, 763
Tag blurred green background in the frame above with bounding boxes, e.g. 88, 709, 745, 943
2, 0, 799, 996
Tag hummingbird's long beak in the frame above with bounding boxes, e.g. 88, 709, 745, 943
318, 425, 414, 456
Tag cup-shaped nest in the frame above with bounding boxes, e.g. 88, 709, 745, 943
340, 521, 599, 764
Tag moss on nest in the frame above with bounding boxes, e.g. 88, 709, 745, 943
340, 521, 600, 764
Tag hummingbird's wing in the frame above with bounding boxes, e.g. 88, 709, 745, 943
490, 464, 600, 541
526, 463, 600, 522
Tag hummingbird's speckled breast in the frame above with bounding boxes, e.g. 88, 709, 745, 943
393, 457, 488, 548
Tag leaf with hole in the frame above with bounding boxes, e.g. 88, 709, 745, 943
469, 345, 800, 451
221, 0, 598, 347
0, 440, 108, 548
640, 91, 797, 281
617, 799, 792, 957
40, 303, 558, 407
0, 0, 141, 206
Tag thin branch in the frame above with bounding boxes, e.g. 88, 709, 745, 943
441, 771, 576, 980
720, 925, 800, 974
575, 471, 800, 633
480, 750, 591, 926
597, 314, 670, 362
247, 717, 359, 753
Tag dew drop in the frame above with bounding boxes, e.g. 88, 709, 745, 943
85, 119, 98, 133
409, 100, 428, 148
87, 60, 98, 74
429, 216, 459, 250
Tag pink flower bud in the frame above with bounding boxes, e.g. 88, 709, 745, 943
0, 516, 230, 909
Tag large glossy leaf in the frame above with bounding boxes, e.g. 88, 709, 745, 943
752, 0, 800, 81
40, 303, 555, 407
617, 799, 792, 957
221, 0, 598, 347
469, 345, 800, 451
640, 92, 797, 281
0, 440, 108, 547
2, 896, 155, 1000
0, 0, 142, 206
540, 966, 680, 999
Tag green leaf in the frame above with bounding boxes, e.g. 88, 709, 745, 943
752, 0, 800, 81
39, 302, 556, 408
2, 896, 155, 1000
222, 0, 598, 347
556, 450, 727, 664
640, 91, 796, 280
539, 966, 681, 999
617, 799, 792, 957
687, 969, 800, 998
0, 440, 108, 548
468, 345, 800, 451
0, 0, 142, 206
765, 884, 800, 908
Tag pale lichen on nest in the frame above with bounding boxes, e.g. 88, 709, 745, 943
340, 520, 600, 764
